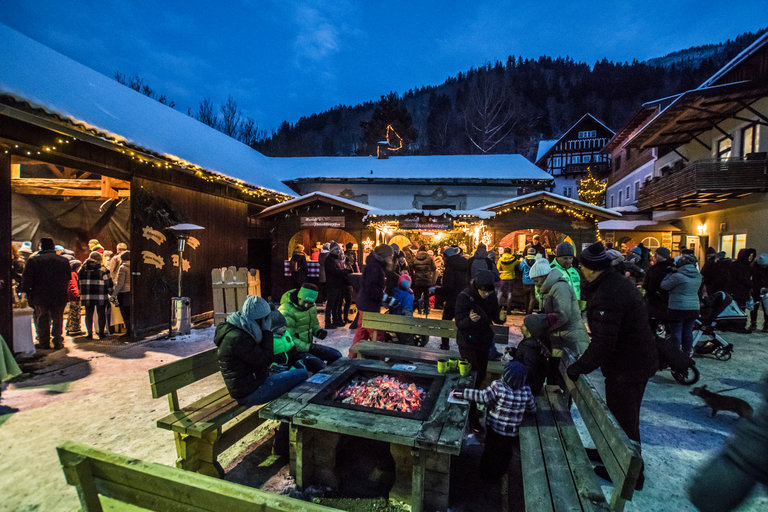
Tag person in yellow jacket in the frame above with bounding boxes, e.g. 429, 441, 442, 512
497, 247, 520, 314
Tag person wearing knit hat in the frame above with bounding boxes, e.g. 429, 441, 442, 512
21, 237, 71, 349
455, 268, 507, 432
351, 244, 395, 349
279, 283, 342, 366
518, 248, 538, 314
389, 273, 415, 317
88, 239, 105, 254
77, 249, 114, 339
290, 244, 309, 290
566, 241, 658, 488
552, 242, 581, 300
643, 246, 674, 324
454, 360, 536, 481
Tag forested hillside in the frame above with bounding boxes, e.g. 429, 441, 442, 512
253, 28, 766, 160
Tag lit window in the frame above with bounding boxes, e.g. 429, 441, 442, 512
717, 137, 732, 160
734, 234, 747, 256
742, 124, 756, 156
721, 234, 734, 258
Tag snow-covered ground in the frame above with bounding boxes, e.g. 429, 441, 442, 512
0, 313, 765, 511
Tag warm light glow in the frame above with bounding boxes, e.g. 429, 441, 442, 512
697, 224, 706, 235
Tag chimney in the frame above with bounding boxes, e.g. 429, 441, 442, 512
377, 141, 389, 159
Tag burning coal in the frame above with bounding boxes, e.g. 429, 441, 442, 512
336, 374, 426, 414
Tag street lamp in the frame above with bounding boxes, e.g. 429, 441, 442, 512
168, 223, 205, 336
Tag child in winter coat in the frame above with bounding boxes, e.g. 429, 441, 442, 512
519, 248, 537, 314
279, 283, 342, 365
454, 361, 536, 482
389, 274, 415, 344
66, 260, 83, 336
270, 310, 324, 374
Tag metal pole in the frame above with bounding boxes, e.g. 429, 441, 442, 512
178, 248, 183, 297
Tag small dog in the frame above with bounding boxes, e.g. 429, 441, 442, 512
690, 385, 753, 419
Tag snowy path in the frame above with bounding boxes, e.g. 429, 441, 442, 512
0, 314, 766, 511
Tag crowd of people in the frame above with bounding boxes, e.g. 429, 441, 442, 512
11, 237, 131, 349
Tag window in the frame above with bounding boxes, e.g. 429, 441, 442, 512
717, 137, 732, 160
573, 155, 581, 164
720, 233, 747, 258
609, 195, 615, 208
563, 186, 573, 198
614, 155, 622, 171
552, 156, 561, 168
634, 181, 640, 198
641, 237, 660, 250
578, 130, 597, 138
582, 154, 591, 163
626, 185, 631, 201
742, 124, 757, 156
625, 148, 632, 161
618, 190, 623, 206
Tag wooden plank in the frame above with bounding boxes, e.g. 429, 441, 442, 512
57, 441, 342, 512
435, 373, 475, 454
149, 359, 222, 399
156, 388, 232, 433
545, 388, 611, 511
533, 394, 584, 511
519, 414, 554, 512
148, 348, 218, 385
411, 449, 425, 512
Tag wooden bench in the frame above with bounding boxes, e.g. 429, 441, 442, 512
57, 441, 341, 511
360, 312, 511, 346
518, 350, 644, 511
148, 347, 267, 478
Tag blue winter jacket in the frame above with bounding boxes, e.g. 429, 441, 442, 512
520, 259, 534, 285
661, 264, 702, 311
390, 287, 414, 316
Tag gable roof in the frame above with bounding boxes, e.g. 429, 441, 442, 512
534, 113, 615, 166
480, 191, 621, 220
536, 139, 558, 161
0, 23, 294, 196
699, 32, 768, 88
257, 191, 372, 218
274, 154, 553, 183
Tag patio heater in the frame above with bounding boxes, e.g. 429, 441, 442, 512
168, 223, 205, 336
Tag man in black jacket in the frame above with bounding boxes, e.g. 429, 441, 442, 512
455, 269, 507, 430
642, 246, 673, 327
21, 237, 71, 350
324, 244, 350, 329
441, 247, 470, 349
566, 242, 658, 488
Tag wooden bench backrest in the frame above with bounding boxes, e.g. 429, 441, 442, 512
149, 348, 220, 402
57, 441, 340, 512
561, 352, 643, 511
361, 312, 510, 344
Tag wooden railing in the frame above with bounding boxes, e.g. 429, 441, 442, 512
637, 157, 768, 210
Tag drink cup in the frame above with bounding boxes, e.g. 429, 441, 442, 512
458, 359, 471, 376
448, 358, 458, 371
437, 359, 449, 374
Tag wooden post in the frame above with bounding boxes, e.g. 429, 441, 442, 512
411, 448, 425, 512
0, 151, 13, 349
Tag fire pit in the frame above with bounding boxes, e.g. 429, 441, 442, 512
260, 358, 473, 512
310, 367, 445, 421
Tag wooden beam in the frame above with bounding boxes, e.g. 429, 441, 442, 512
0, 152, 12, 349
12, 178, 130, 197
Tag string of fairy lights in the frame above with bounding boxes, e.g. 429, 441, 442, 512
2, 134, 291, 204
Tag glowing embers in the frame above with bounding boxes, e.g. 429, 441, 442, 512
335, 374, 425, 414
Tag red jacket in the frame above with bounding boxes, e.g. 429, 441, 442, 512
67, 271, 80, 302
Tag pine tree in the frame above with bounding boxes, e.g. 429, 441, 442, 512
578, 169, 607, 206
359, 93, 418, 156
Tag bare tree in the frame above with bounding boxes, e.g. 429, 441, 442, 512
462, 73, 519, 153
238, 118, 259, 146
220, 95, 241, 137
196, 97, 218, 128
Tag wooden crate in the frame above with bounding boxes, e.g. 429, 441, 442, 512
211, 267, 261, 325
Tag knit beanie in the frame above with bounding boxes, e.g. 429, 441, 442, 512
474, 269, 495, 290
525, 247, 537, 260
298, 283, 319, 303
555, 242, 574, 257
631, 247, 642, 256
444, 247, 459, 257
716, 251, 726, 259
390, 243, 400, 254
398, 273, 412, 288
270, 310, 287, 330
705, 247, 717, 256
580, 242, 612, 270
120, 251, 131, 262
655, 247, 671, 260
502, 361, 527, 389
677, 254, 697, 267
88, 251, 103, 263
758, 253, 768, 266
523, 313, 550, 339
69, 259, 82, 270
529, 254, 552, 278
39, 237, 55, 251
373, 244, 394, 260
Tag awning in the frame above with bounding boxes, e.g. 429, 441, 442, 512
257, 191, 372, 218
481, 191, 621, 220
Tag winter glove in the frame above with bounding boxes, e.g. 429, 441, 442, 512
382, 293, 397, 307
315, 329, 328, 340
566, 364, 581, 382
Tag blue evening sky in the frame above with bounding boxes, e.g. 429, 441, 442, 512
4, 1, 767, 131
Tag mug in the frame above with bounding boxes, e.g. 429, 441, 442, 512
437, 359, 449, 374
448, 358, 459, 371
458, 359, 471, 376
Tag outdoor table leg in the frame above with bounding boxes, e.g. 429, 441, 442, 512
411, 448, 425, 512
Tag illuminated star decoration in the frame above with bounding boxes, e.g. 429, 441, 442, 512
376, 124, 404, 157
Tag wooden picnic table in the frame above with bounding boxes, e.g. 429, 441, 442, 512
260, 358, 473, 512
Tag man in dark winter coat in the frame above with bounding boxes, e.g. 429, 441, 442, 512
21, 237, 71, 350
323, 244, 350, 329
214, 296, 307, 406
699, 247, 718, 296
751, 253, 768, 332
440, 246, 470, 349
642, 246, 674, 326
455, 269, 507, 430
728, 248, 756, 313
351, 244, 394, 349
411, 248, 436, 315
468, 243, 499, 281
566, 242, 658, 489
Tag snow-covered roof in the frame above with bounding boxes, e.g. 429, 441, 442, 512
365, 208, 495, 219
598, 219, 680, 231
480, 191, 621, 219
0, 23, 294, 196
273, 154, 553, 182
258, 191, 373, 218
535, 139, 557, 161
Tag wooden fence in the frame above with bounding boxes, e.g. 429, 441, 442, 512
211, 267, 261, 325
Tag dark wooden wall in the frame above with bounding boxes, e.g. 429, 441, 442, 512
489, 209, 598, 255
0, 152, 12, 349
131, 177, 249, 335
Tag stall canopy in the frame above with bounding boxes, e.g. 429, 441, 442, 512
480, 191, 621, 220
257, 191, 373, 218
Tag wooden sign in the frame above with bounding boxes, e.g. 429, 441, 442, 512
399, 216, 453, 230
300, 216, 345, 228
142, 226, 166, 246
141, 250, 165, 269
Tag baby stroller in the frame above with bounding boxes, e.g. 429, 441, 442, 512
692, 292, 740, 361
651, 328, 700, 385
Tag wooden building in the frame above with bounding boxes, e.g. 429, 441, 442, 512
0, 25, 292, 350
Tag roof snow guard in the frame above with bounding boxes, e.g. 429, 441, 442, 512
480, 191, 620, 220
257, 192, 373, 218
0, 23, 294, 198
